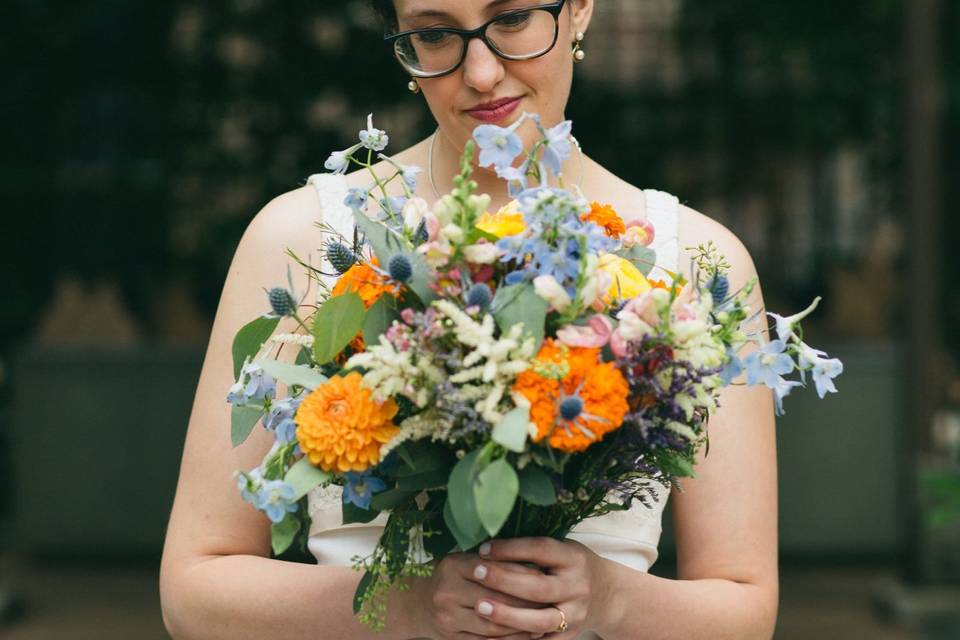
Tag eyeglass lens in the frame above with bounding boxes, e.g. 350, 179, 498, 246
393, 7, 559, 76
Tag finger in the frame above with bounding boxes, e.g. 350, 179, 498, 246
454, 633, 533, 640
453, 574, 547, 610
479, 537, 569, 569
470, 560, 562, 604
476, 598, 568, 635
454, 605, 531, 637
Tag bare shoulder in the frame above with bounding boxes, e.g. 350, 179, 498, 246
678, 202, 758, 286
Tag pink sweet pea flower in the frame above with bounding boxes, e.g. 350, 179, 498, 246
557, 315, 614, 348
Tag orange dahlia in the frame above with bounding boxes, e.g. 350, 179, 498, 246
295, 372, 399, 473
512, 339, 629, 453
583, 202, 626, 239
331, 259, 399, 309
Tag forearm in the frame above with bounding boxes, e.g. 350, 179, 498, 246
161, 554, 426, 640
593, 561, 777, 640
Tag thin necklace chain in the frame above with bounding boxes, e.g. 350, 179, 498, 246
427, 128, 585, 201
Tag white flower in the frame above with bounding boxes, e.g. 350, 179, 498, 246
402, 197, 430, 231
463, 242, 500, 264
441, 223, 464, 244
533, 275, 572, 312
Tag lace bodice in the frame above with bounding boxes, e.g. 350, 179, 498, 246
303, 172, 680, 575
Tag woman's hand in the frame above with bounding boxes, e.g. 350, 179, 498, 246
466, 537, 612, 639
408, 551, 552, 640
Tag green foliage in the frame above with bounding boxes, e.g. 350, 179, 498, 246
231, 404, 264, 447
232, 316, 280, 379
444, 450, 488, 550
352, 208, 436, 305
474, 458, 519, 537
363, 295, 398, 346
271, 513, 301, 556
311, 292, 365, 364
492, 283, 548, 350
343, 501, 381, 525
492, 406, 530, 453
284, 456, 332, 500
257, 359, 327, 390
518, 465, 557, 506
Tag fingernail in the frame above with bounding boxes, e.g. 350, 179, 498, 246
479, 542, 491, 557
477, 600, 493, 616
473, 564, 488, 580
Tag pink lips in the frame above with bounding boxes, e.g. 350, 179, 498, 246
465, 96, 522, 123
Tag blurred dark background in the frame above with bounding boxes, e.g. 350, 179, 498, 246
2, 0, 959, 638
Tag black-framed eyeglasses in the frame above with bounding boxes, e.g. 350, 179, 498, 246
384, 0, 568, 79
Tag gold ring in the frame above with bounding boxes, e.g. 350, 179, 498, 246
554, 606, 569, 633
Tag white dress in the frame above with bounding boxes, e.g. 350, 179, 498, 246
303, 172, 681, 639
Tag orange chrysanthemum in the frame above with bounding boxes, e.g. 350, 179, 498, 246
583, 202, 626, 239
512, 339, 629, 453
295, 372, 399, 473
331, 259, 399, 309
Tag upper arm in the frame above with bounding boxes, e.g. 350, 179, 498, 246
161, 185, 322, 571
669, 205, 778, 597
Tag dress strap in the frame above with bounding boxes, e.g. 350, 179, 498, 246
643, 188, 681, 282
306, 173, 355, 297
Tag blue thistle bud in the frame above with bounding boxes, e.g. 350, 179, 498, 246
267, 287, 296, 317
326, 242, 356, 274
413, 219, 429, 246
388, 254, 413, 282
465, 283, 493, 310
707, 274, 729, 303
560, 396, 584, 421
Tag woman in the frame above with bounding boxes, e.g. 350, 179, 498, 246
159, 1, 779, 638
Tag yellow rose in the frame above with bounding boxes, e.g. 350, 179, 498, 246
598, 254, 652, 302
476, 200, 525, 238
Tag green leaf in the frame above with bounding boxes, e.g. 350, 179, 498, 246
271, 513, 301, 556
492, 283, 548, 350
423, 521, 457, 558
395, 441, 456, 477
492, 406, 530, 453
444, 450, 487, 550
473, 458, 519, 537
232, 315, 280, 379
295, 346, 312, 366
284, 456, 332, 500
231, 404, 264, 447
311, 292, 366, 364
257, 359, 328, 390
658, 454, 697, 478
343, 500, 380, 524
353, 570, 375, 614
518, 465, 557, 506
397, 467, 450, 491
363, 295, 398, 346
351, 208, 436, 305
370, 487, 419, 511
617, 246, 657, 277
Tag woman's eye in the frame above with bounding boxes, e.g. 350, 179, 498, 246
414, 30, 452, 46
494, 11, 532, 29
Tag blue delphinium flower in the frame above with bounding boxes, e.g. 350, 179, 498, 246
772, 376, 804, 416
767, 297, 822, 342
797, 343, 843, 399
324, 150, 350, 174
719, 347, 744, 385
474, 122, 523, 170
496, 163, 529, 197
344, 187, 368, 210
401, 164, 423, 190
539, 119, 573, 176
742, 339, 795, 388
256, 479, 299, 523
343, 471, 386, 510
379, 195, 408, 218
359, 114, 389, 151
237, 468, 264, 506
227, 362, 276, 406
263, 392, 304, 445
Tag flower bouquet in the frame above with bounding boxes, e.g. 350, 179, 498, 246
227, 114, 842, 629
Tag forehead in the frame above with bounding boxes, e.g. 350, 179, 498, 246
395, 0, 535, 22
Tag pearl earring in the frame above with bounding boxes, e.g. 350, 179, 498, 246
572, 31, 586, 62
408, 79, 420, 94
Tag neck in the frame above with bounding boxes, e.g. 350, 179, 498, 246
428, 128, 586, 212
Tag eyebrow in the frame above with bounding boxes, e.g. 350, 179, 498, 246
401, 0, 519, 22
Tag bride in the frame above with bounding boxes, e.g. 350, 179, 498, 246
159, 1, 778, 638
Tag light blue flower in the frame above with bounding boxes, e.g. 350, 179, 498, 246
767, 297, 822, 342
324, 150, 350, 174
772, 376, 804, 416
344, 187, 368, 210
401, 164, 423, 190
474, 123, 523, 170
359, 114, 389, 151
743, 339, 796, 388
496, 163, 529, 197
539, 119, 573, 176
343, 472, 386, 510
379, 195, 408, 218
720, 348, 744, 384
227, 362, 276, 406
263, 392, 304, 445
256, 479, 299, 523
237, 468, 264, 506
796, 343, 843, 399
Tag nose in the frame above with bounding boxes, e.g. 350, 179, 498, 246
461, 37, 504, 94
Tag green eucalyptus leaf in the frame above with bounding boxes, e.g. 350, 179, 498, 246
231, 404, 264, 447
342, 500, 380, 524
444, 450, 487, 550
617, 246, 657, 277
474, 458, 519, 537
270, 513, 301, 556
492, 283, 547, 350
370, 487, 418, 511
284, 456, 332, 500
492, 406, 530, 453
518, 465, 557, 506
353, 571, 375, 614
232, 315, 280, 379
363, 295, 398, 346
257, 359, 328, 390
311, 292, 366, 364
396, 467, 450, 491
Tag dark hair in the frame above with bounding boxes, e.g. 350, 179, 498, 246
370, 0, 397, 30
